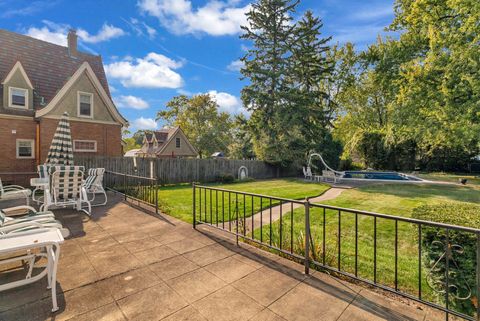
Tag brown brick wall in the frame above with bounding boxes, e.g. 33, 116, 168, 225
0, 117, 122, 176
39, 118, 122, 162
0, 117, 37, 173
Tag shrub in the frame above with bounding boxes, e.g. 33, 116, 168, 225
412, 203, 480, 316
216, 173, 235, 183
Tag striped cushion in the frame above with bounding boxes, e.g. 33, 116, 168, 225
0, 211, 4, 225
84, 168, 105, 189
38, 165, 50, 179
51, 166, 85, 200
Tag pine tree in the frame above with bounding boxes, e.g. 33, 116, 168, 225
240, 0, 299, 165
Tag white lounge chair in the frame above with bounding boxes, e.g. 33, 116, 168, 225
0, 178, 32, 206
42, 166, 91, 216
83, 168, 107, 206
0, 228, 64, 312
1, 206, 69, 238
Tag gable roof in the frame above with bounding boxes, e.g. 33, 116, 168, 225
36, 62, 128, 126
2, 61, 33, 89
141, 127, 197, 156
0, 29, 111, 110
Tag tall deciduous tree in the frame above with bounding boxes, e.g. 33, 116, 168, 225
156, 94, 233, 158
228, 114, 255, 159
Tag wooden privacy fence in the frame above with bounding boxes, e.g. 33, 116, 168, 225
74, 156, 289, 184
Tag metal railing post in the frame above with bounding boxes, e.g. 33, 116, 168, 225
193, 183, 196, 229
304, 198, 310, 275
123, 173, 127, 201
476, 232, 480, 321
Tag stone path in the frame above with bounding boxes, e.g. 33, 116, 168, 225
239, 187, 347, 233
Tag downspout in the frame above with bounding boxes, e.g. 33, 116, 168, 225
36, 121, 40, 165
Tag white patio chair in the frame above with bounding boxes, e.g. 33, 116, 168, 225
83, 168, 107, 206
0, 178, 32, 206
42, 166, 91, 216
31, 165, 50, 204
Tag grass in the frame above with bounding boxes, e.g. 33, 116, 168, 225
418, 172, 480, 186
252, 182, 480, 316
157, 178, 330, 223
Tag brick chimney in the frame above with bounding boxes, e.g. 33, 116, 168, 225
67, 29, 78, 57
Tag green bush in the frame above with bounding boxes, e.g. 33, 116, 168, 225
412, 203, 480, 317
216, 173, 235, 183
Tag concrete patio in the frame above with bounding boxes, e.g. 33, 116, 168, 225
0, 193, 446, 321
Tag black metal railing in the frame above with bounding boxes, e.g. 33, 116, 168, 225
193, 184, 480, 321
105, 171, 158, 214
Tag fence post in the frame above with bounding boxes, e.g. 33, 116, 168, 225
155, 178, 159, 215
304, 198, 310, 275
192, 183, 196, 229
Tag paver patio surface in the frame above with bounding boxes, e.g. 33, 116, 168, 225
0, 193, 445, 320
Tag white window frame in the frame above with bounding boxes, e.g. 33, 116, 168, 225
8, 87, 28, 109
77, 91, 94, 118
73, 140, 97, 152
16, 139, 35, 159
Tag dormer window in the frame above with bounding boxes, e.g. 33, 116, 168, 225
9, 87, 28, 109
77, 91, 93, 118
176, 137, 181, 148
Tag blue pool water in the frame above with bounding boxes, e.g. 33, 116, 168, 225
342, 171, 422, 181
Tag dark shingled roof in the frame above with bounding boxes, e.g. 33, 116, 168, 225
0, 29, 111, 110
142, 128, 178, 155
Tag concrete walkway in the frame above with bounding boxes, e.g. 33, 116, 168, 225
0, 193, 443, 321
239, 187, 347, 233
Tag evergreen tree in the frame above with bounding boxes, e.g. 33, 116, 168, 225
240, 0, 299, 165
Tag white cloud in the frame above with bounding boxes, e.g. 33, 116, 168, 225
26, 25, 67, 46
127, 17, 157, 39
77, 23, 126, 43
132, 117, 158, 130
114, 95, 150, 110
208, 90, 249, 116
138, 0, 250, 36
25, 20, 125, 46
227, 59, 243, 72
105, 53, 184, 89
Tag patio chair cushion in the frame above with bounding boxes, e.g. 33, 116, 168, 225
38, 165, 51, 179
50, 166, 85, 200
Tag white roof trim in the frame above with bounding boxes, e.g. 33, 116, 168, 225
35, 62, 128, 127
2, 61, 34, 89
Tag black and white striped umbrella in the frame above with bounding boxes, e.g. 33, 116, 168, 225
45, 112, 74, 165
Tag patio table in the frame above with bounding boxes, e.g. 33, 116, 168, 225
30, 177, 49, 204
0, 229, 64, 312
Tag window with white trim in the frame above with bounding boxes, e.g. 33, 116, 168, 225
16, 139, 34, 159
77, 92, 93, 118
9, 87, 28, 109
175, 137, 181, 148
73, 140, 97, 152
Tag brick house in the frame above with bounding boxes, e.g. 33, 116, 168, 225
0, 29, 127, 176
137, 127, 198, 158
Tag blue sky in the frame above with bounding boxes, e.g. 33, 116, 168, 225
0, 0, 395, 132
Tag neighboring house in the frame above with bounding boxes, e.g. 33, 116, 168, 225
138, 127, 198, 158
0, 29, 128, 174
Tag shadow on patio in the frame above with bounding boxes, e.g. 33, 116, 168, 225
0, 192, 445, 321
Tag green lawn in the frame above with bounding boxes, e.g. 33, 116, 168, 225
158, 178, 330, 223
418, 172, 480, 186
253, 182, 480, 316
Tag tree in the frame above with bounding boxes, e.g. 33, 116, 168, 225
240, 0, 300, 166
228, 114, 255, 159
156, 94, 233, 158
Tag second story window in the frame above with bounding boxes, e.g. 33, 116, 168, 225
176, 137, 181, 148
78, 92, 93, 118
9, 87, 28, 109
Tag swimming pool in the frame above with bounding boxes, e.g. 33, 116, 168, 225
342, 171, 423, 181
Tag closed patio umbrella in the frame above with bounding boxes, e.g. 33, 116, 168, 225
45, 112, 74, 165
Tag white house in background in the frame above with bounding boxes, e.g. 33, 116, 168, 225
124, 148, 141, 157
